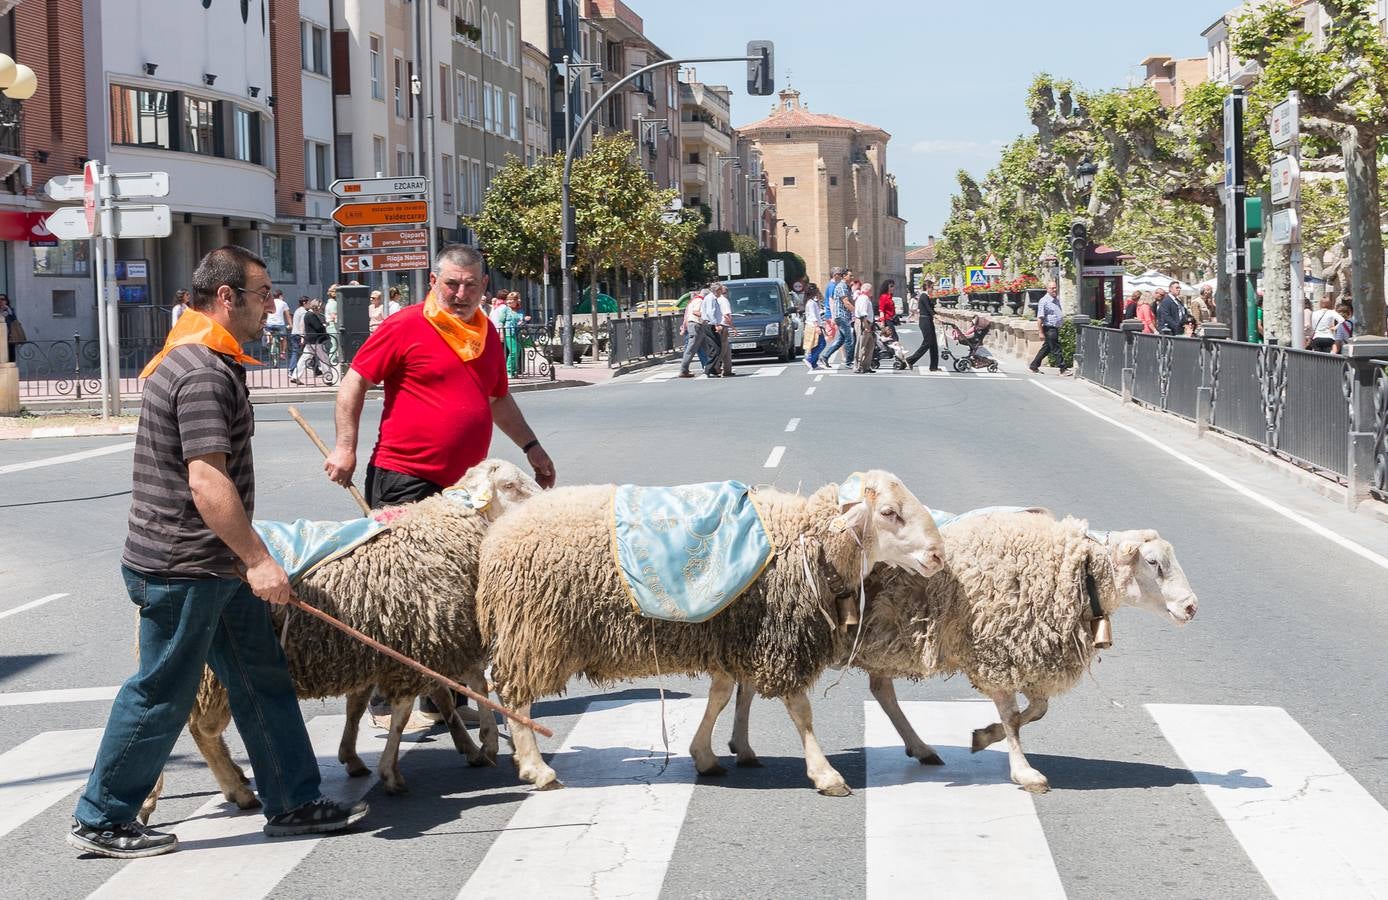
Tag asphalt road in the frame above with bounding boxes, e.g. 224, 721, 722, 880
3, 332, 1388, 899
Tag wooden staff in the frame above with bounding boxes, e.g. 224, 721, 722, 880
287, 405, 370, 515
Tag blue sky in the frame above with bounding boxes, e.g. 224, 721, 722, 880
637, 0, 1232, 244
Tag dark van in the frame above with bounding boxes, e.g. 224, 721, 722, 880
720, 278, 798, 362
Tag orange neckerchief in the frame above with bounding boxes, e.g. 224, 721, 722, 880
422, 290, 488, 363
139, 308, 261, 378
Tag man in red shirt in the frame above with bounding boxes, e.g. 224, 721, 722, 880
324, 244, 555, 506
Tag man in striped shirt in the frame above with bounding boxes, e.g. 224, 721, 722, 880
69, 246, 365, 860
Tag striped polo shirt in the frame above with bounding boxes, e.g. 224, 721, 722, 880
122, 344, 255, 578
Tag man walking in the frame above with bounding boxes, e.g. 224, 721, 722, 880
263, 288, 291, 363
821, 268, 855, 368
704, 282, 734, 377
905, 282, 940, 371
1029, 280, 1068, 374
854, 281, 876, 373
287, 295, 310, 372
678, 290, 713, 377
69, 246, 366, 860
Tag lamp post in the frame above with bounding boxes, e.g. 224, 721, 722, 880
1072, 160, 1098, 315
0, 52, 35, 398
779, 220, 797, 251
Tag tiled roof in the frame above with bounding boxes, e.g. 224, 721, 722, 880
739, 105, 887, 136
905, 244, 936, 263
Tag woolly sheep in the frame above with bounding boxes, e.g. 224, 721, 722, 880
138, 458, 541, 823
475, 470, 946, 796
727, 511, 1199, 793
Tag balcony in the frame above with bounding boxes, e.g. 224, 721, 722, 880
681, 161, 707, 187
679, 120, 730, 153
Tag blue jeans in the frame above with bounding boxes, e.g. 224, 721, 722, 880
286, 334, 305, 371
806, 328, 827, 368
75, 568, 321, 828
822, 318, 854, 365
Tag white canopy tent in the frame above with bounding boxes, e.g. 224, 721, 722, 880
1123, 270, 1191, 296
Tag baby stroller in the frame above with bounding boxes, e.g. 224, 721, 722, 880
875, 322, 911, 370
941, 314, 999, 373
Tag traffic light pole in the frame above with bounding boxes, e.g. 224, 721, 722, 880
559, 53, 763, 367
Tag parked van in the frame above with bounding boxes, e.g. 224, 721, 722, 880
719, 278, 799, 362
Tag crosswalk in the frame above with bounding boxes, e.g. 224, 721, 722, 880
2, 698, 1386, 898
640, 365, 1011, 383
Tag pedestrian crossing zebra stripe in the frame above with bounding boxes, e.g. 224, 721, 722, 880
459, 698, 704, 899
0, 728, 105, 841
865, 701, 1065, 899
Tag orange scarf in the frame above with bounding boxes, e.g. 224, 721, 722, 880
139, 308, 261, 379
422, 290, 488, 363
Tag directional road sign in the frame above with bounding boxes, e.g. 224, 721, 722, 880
966, 266, 989, 287
84, 160, 98, 234
338, 228, 428, 251
340, 250, 430, 273
1270, 155, 1300, 205
332, 200, 429, 227
330, 176, 429, 198
45, 204, 172, 241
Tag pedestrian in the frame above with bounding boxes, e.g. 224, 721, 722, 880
170, 289, 191, 329
821, 268, 855, 369
1188, 285, 1216, 334
499, 291, 528, 376
1122, 289, 1140, 321
368, 290, 387, 333
878, 280, 897, 325
0, 293, 22, 360
1029, 280, 1068, 374
386, 286, 403, 316
854, 281, 875, 373
488, 291, 510, 329
1333, 299, 1355, 353
802, 283, 826, 370
288, 296, 310, 371
1155, 282, 1189, 336
1308, 295, 1344, 352
290, 299, 331, 384
707, 281, 735, 377
1136, 292, 1157, 333
677, 289, 714, 378
68, 246, 367, 860
905, 282, 940, 371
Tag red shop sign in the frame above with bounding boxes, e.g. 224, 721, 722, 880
0, 210, 60, 245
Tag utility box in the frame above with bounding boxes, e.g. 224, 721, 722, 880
336, 285, 373, 350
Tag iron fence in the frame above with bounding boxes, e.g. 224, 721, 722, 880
1077, 326, 1104, 385
1209, 341, 1265, 445
1373, 364, 1388, 502
1131, 332, 1162, 408
1165, 337, 1203, 421
607, 314, 682, 368
1275, 348, 1349, 476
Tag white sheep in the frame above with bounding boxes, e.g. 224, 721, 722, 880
138, 459, 540, 823
474, 471, 946, 796
726, 510, 1199, 793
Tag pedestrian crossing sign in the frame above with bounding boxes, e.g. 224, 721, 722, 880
966, 267, 989, 287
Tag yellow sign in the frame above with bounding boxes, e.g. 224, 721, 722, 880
965, 266, 989, 287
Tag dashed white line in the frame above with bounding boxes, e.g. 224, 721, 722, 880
764, 446, 786, 468
805, 387, 816, 396
0, 685, 119, 707
0, 442, 135, 475
814, 374, 825, 383
785, 418, 800, 432
0, 592, 70, 620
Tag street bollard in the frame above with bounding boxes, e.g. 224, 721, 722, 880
1344, 337, 1388, 511
1119, 320, 1142, 403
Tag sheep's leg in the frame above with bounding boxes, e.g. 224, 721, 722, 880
690, 673, 735, 776
971, 691, 1050, 753
508, 700, 562, 791
190, 724, 260, 810
869, 675, 944, 765
987, 690, 1048, 793
338, 688, 372, 777
781, 691, 850, 797
462, 666, 499, 765
379, 697, 414, 795
430, 686, 489, 766
138, 772, 163, 824
728, 679, 762, 767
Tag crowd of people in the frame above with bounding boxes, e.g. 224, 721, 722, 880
1123, 280, 1359, 353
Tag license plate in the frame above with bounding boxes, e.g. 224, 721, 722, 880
731, 342, 758, 350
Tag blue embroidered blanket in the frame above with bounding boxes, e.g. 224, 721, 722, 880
611, 481, 773, 623
254, 517, 391, 585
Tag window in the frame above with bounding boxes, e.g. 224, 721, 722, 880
471, 160, 481, 213
33, 241, 90, 277
300, 21, 327, 75
369, 35, 383, 100
505, 21, 515, 65
829, 175, 838, 186
456, 71, 467, 122
334, 134, 353, 178
261, 235, 296, 282
441, 153, 454, 211
395, 148, 409, 177
305, 141, 330, 191
394, 56, 404, 117
493, 88, 503, 134
51, 289, 76, 318
782, 176, 796, 186
372, 135, 385, 175
483, 82, 493, 130
467, 76, 479, 121
110, 85, 172, 149
688, 151, 700, 164
307, 239, 319, 284
508, 92, 518, 140
457, 157, 468, 215
439, 65, 450, 121
492, 14, 501, 59
480, 6, 489, 54
233, 107, 261, 163
183, 95, 217, 155
331, 31, 351, 94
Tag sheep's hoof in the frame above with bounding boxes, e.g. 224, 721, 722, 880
383, 780, 409, 796
734, 756, 763, 768
971, 725, 1003, 753
1013, 770, 1050, 794
817, 781, 852, 798
696, 763, 727, 777
534, 779, 565, 792
229, 789, 261, 810
915, 750, 945, 766
343, 757, 370, 778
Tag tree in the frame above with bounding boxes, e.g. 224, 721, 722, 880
466, 154, 557, 285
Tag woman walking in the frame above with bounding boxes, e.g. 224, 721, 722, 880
497, 292, 527, 376
802, 283, 826, 370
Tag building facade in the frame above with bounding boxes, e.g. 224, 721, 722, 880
739, 88, 906, 294
677, 76, 733, 228
582, 0, 676, 188
1140, 55, 1207, 107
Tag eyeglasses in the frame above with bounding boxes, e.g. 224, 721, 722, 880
236, 286, 273, 303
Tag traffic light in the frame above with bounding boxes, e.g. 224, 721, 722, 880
1069, 220, 1088, 255
1244, 196, 1263, 271
747, 41, 774, 96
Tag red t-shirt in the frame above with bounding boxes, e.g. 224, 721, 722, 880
879, 293, 896, 320
350, 304, 509, 487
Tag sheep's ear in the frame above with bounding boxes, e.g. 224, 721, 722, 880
1137, 528, 1161, 541
830, 502, 868, 534
1115, 540, 1143, 562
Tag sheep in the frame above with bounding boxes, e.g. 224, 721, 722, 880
475, 470, 946, 796
725, 510, 1199, 793
138, 458, 541, 824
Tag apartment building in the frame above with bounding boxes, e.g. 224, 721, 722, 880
1140, 55, 1207, 107
678, 76, 733, 229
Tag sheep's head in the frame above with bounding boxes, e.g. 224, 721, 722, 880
832, 470, 944, 578
1105, 529, 1198, 625
451, 458, 542, 521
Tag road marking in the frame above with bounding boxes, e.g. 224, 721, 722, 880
1031, 380, 1388, 572
919, 367, 950, 376
751, 366, 786, 377
91, 714, 423, 900
0, 442, 135, 476
814, 373, 825, 383
865, 701, 1064, 899
974, 371, 1007, 378
804, 387, 816, 396
764, 446, 786, 468
0, 685, 120, 707
459, 698, 704, 900
785, 418, 800, 433
0, 728, 104, 841
641, 371, 679, 384
0, 592, 70, 620
1147, 704, 1388, 898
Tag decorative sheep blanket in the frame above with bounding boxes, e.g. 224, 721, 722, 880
254, 486, 489, 584
611, 481, 773, 623
929, 505, 1041, 530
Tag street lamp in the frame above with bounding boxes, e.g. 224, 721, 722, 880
0, 54, 38, 100
844, 225, 858, 273
781, 220, 797, 250
715, 154, 741, 231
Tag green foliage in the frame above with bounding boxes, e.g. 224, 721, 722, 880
1059, 318, 1077, 366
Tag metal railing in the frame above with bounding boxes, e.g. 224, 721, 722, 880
1372, 363, 1388, 503
606, 314, 683, 368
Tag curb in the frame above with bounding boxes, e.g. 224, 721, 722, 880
0, 423, 139, 441
610, 353, 681, 379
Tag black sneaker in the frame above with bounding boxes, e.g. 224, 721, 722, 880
263, 797, 369, 837
67, 817, 178, 859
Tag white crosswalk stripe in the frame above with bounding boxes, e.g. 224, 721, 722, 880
864, 701, 1064, 899
2, 701, 1386, 897
635, 364, 1011, 383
